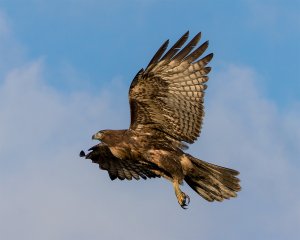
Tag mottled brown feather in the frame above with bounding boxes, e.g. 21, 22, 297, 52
129, 32, 213, 144
85, 143, 160, 181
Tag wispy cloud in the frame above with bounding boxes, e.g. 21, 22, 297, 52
193, 65, 300, 239
1, 61, 299, 240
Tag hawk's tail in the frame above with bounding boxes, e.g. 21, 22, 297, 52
184, 155, 241, 202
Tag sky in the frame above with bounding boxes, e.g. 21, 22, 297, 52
0, 0, 299, 239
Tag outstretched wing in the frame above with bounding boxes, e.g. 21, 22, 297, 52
84, 144, 160, 180
129, 31, 213, 144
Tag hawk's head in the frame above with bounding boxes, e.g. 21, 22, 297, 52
92, 130, 107, 141
92, 129, 126, 145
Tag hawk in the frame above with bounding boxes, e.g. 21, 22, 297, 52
80, 31, 240, 208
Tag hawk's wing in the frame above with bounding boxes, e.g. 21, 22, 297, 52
84, 144, 160, 180
129, 31, 213, 144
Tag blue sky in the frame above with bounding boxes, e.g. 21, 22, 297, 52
1, 0, 299, 102
0, 1, 299, 240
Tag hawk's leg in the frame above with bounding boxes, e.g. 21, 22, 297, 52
173, 180, 190, 209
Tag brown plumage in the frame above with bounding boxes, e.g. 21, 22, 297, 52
80, 31, 241, 208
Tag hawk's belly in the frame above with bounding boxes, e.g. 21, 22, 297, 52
145, 149, 187, 178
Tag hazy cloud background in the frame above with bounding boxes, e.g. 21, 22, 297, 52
0, 1, 299, 240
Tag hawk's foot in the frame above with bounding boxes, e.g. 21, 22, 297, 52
177, 191, 190, 209
173, 181, 190, 209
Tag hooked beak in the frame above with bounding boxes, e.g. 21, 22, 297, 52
92, 134, 97, 140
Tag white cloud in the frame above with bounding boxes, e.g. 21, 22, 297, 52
1, 60, 300, 240
191, 65, 300, 239
0, 59, 131, 240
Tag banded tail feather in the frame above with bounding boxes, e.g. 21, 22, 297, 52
185, 155, 241, 202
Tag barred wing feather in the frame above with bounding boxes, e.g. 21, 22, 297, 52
129, 31, 213, 144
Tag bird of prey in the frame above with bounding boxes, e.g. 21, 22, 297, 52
80, 31, 241, 209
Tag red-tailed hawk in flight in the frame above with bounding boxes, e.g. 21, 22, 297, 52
80, 31, 240, 208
